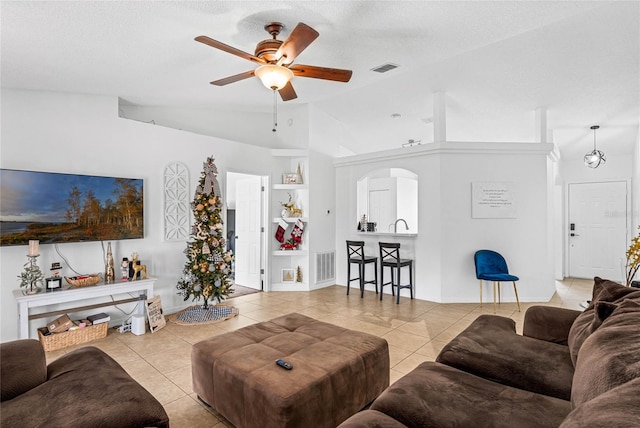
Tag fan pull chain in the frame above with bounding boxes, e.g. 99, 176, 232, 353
272, 89, 278, 132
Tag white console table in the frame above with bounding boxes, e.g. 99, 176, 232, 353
13, 277, 156, 339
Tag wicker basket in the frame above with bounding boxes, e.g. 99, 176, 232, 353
38, 322, 108, 351
65, 274, 101, 287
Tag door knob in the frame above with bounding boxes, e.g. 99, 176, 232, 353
570, 233, 580, 237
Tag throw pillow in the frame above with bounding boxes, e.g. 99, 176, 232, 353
571, 298, 640, 407
567, 277, 640, 366
590, 276, 637, 303
567, 301, 618, 366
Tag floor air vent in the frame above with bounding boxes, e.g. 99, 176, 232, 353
315, 251, 335, 283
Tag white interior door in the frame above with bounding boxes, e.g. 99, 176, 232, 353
568, 181, 628, 281
369, 189, 391, 232
234, 175, 262, 289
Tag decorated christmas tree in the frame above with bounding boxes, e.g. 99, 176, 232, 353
177, 156, 233, 309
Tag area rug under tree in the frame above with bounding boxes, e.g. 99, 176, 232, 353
227, 284, 261, 299
169, 304, 239, 326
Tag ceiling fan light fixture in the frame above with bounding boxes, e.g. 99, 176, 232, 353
583, 125, 606, 168
255, 64, 293, 90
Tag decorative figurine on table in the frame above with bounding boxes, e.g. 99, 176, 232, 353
121, 257, 129, 281
105, 242, 115, 283
130, 252, 147, 280
46, 262, 63, 292
359, 214, 368, 231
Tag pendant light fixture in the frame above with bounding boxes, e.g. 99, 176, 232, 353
584, 125, 606, 168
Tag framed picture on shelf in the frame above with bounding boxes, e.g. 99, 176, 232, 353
281, 268, 295, 283
282, 173, 300, 184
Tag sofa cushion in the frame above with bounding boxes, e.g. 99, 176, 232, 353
338, 410, 409, 428
522, 306, 581, 345
0, 339, 47, 402
1, 346, 169, 428
369, 362, 571, 428
437, 314, 574, 400
567, 277, 640, 365
571, 298, 640, 407
560, 377, 640, 427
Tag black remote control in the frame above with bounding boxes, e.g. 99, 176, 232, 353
275, 359, 293, 370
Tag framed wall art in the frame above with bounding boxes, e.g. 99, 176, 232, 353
281, 268, 295, 283
282, 173, 300, 184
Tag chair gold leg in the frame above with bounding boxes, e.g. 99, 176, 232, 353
513, 281, 521, 312
498, 283, 501, 304
479, 280, 483, 308
493, 282, 497, 314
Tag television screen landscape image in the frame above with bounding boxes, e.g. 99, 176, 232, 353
0, 169, 143, 246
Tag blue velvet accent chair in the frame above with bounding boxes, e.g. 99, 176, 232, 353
474, 249, 520, 313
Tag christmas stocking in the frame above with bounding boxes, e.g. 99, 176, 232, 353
275, 218, 288, 243
291, 219, 305, 244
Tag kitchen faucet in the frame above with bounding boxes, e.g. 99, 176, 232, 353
393, 218, 409, 233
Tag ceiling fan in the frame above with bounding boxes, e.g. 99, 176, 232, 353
195, 22, 352, 101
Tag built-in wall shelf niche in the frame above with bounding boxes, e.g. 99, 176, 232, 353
273, 184, 308, 190
272, 217, 309, 223
270, 282, 309, 291
272, 250, 309, 256
270, 149, 310, 292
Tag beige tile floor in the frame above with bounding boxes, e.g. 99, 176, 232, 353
45, 278, 592, 428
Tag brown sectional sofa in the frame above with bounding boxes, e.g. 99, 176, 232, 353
339, 277, 640, 427
1, 340, 169, 428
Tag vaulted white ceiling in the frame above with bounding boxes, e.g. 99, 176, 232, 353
2, 1, 638, 159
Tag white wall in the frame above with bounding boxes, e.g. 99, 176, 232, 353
0, 88, 281, 341
307, 106, 343, 287
633, 127, 640, 231
119, 103, 311, 151
308, 151, 336, 288
559, 154, 633, 184
335, 142, 555, 303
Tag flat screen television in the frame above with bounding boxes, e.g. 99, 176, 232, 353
0, 168, 143, 246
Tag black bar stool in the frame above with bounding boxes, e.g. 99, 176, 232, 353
346, 240, 378, 297
379, 242, 413, 304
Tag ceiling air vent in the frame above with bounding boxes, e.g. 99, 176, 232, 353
371, 63, 399, 73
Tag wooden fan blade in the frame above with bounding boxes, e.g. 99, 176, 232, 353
275, 23, 319, 65
289, 64, 352, 82
195, 36, 266, 65
278, 81, 298, 101
211, 70, 256, 86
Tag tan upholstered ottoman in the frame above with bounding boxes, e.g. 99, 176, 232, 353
192, 313, 390, 428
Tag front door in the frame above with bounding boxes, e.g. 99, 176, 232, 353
568, 181, 628, 281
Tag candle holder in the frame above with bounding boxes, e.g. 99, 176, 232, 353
19, 254, 45, 295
